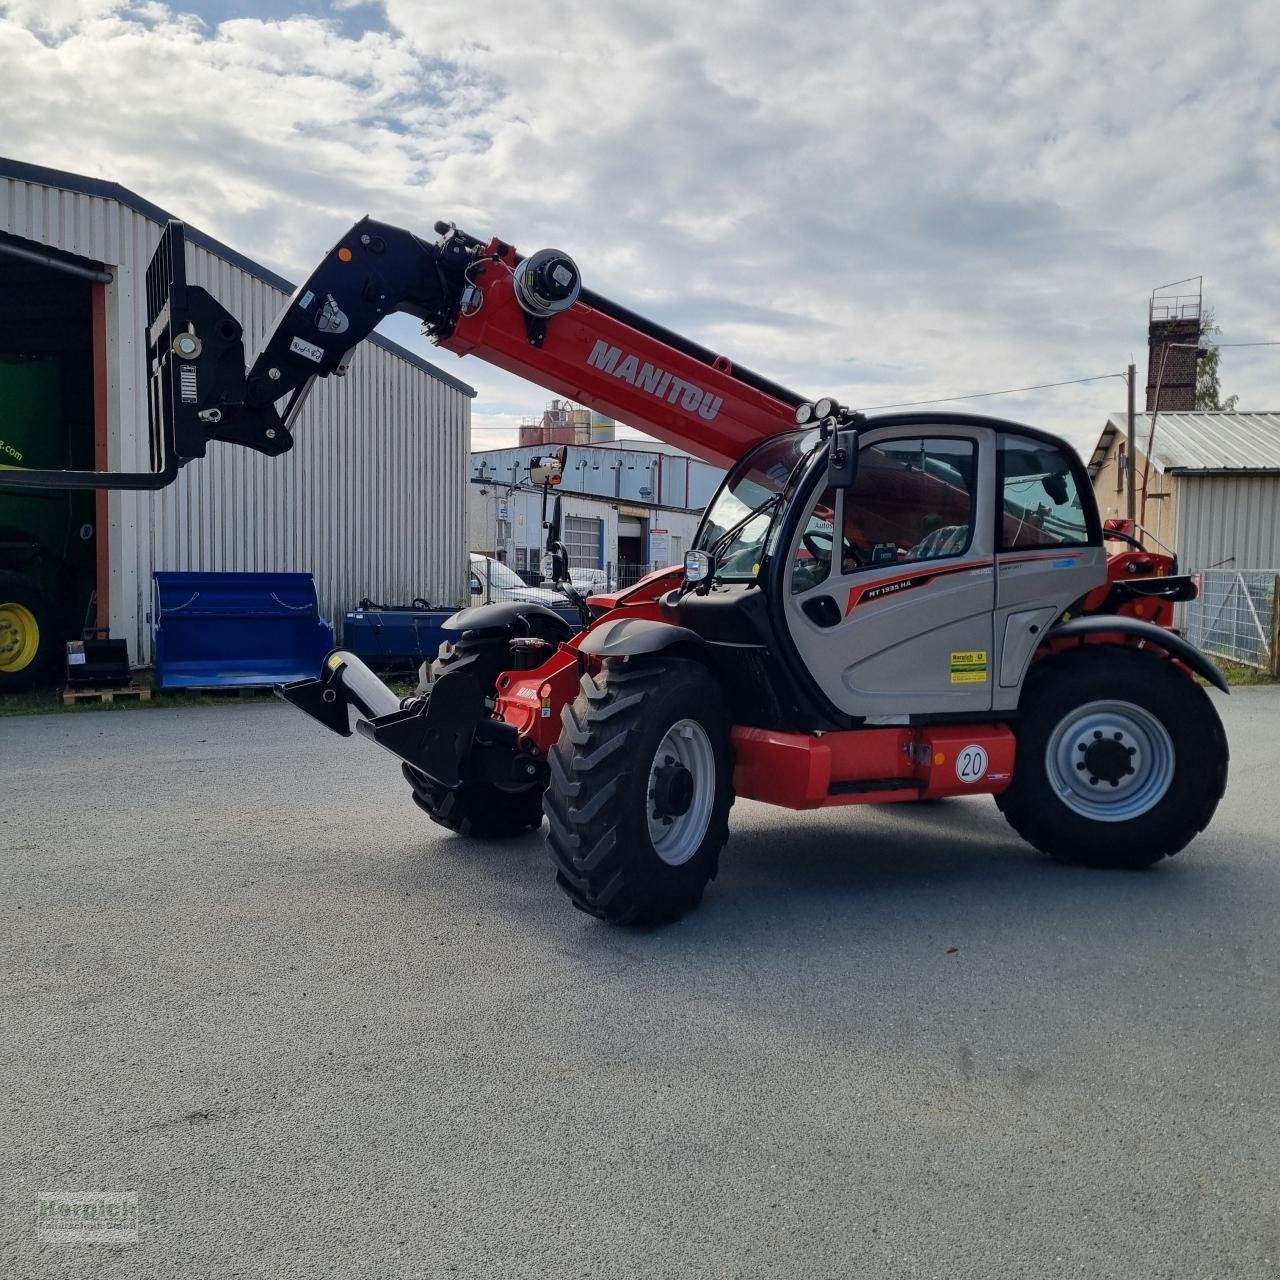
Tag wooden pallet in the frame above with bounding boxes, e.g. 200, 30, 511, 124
157, 685, 276, 699
62, 684, 152, 706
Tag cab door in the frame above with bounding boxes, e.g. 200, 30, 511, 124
990, 430, 1108, 710
782, 426, 996, 719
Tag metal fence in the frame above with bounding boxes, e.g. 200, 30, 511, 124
1181, 569, 1279, 673
613, 561, 660, 589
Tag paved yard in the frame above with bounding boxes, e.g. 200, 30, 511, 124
2, 689, 1277, 1278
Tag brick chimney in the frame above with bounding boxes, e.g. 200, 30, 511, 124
1146, 279, 1203, 411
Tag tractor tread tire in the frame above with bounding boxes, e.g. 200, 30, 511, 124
996, 646, 1228, 869
544, 658, 733, 926
402, 763, 544, 839
0, 570, 60, 693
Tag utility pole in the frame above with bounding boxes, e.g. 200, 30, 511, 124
1126, 362, 1136, 522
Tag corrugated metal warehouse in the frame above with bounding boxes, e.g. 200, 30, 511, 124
1089, 411, 1280, 570
0, 156, 473, 670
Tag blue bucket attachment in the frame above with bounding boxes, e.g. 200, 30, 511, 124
153, 571, 335, 689
341, 606, 453, 670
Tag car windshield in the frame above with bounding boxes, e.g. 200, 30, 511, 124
479, 557, 528, 590
695, 430, 820, 579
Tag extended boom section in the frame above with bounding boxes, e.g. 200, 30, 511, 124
1, 216, 802, 492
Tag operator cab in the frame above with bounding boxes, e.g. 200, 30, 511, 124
679, 414, 1104, 726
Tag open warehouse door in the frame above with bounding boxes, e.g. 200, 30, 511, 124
0, 232, 107, 689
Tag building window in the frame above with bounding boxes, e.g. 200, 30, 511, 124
1116, 442, 1127, 494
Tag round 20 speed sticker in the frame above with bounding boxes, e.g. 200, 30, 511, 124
955, 744, 988, 784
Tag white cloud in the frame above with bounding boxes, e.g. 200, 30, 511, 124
1, 0, 1278, 456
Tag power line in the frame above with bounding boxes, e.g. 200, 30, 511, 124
466, 343, 1280, 428
858, 372, 1128, 412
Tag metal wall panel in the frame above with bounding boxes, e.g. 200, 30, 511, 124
2, 175, 470, 663
1178, 474, 1280, 572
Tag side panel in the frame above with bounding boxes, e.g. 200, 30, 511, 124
991, 547, 1108, 710
782, 425, 997, 717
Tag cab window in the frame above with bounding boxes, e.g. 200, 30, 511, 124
840, 437, 977, 573
790, 486, 837, 594
998, 434, 1090, 549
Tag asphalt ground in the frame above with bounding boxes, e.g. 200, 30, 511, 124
2, 689, 1277, 1278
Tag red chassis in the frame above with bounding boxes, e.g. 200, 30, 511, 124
490, 530, 1178, 813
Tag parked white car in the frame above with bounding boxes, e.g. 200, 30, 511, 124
568, 567, 613, 594
468, 554, 565, 608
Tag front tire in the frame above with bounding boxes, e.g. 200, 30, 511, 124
544, 657, 733, 926
997, 647, 1228, 868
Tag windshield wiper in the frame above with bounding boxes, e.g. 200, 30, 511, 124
708, 494, 781, 564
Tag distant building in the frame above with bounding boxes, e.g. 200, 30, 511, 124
1088, 411, 1280, 570
468, 429, 725, 585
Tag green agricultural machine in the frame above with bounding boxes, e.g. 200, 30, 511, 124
0, 357, 97, 690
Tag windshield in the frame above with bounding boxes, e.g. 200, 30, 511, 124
476, 556, 530, 590
695, 430, 820, 579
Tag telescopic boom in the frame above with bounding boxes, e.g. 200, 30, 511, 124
1, 216, 806, 491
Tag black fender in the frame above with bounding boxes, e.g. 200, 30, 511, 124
577, 616, 710, 662
443, 599, 574, 641
1046, 616, 1229, 693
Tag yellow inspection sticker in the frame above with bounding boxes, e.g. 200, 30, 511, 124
950, 650, 988, 684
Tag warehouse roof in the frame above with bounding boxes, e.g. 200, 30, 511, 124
0, 155, 475, 398
1088, 411, 1280, 477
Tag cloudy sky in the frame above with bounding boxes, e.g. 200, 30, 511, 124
2, 0, 1278, 456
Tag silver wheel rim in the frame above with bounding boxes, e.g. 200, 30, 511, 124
647, 718, 716, 866
1045, 699, 1175, 823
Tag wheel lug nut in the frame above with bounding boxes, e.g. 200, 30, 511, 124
1089, 776, 1098, 785
1076, 762, 1086, 771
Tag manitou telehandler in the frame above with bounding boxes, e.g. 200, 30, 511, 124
4, 216, 1229, 924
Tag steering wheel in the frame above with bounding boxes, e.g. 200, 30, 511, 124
802, 529, 834, 561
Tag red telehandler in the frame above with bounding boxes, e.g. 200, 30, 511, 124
3, 217, 1229, 924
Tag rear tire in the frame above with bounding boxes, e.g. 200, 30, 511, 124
997, 647, 1228, 868
544, 657, 733, 926
0, 570, 60, 692
402, 764, 545, 838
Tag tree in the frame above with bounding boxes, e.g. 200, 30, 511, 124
1196, 308, 1239, 411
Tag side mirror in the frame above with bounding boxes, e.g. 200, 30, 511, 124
684, 549, 714, 587
827, 428, 860, 488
